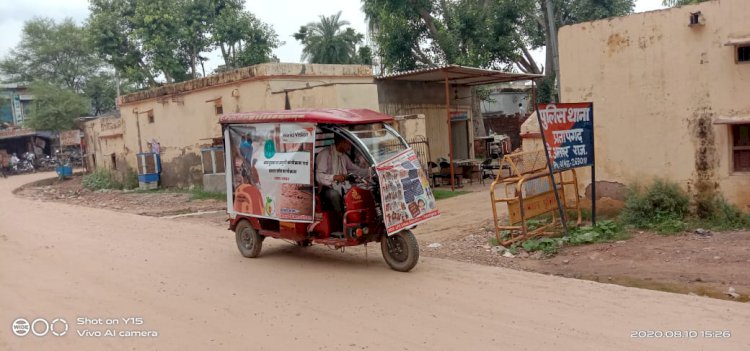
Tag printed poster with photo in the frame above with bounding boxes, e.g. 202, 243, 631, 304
376, 149, 440, 234
227, 123, 316, 222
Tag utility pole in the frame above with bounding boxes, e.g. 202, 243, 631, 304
544, 0, 561, 101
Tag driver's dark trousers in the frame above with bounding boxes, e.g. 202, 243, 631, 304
321, 187, 344, 214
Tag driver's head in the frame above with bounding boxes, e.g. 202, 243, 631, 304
334, 134, 352, 153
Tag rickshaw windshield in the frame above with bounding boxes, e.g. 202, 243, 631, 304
345, 123, 407, 164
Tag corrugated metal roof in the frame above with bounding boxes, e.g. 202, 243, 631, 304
376, 65, 542, 86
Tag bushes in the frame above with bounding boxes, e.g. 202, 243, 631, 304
83, 168, 139, 190
621, 179, 749, 233
698, 195, 750, 230
122, 170, 139, 190
83, 169, 121, 190
515, 180, 748, 255
620, 180, 690, 232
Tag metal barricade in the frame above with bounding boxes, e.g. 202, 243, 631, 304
489, 150, 582, 246
383, 136, 431, 176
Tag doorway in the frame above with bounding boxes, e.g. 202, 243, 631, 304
451, 120, 469, 160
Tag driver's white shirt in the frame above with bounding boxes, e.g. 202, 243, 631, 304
315, 146, 366, 193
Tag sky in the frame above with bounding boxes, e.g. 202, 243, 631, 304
0, 0, 668, 73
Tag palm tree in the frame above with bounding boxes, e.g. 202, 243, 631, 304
293, 11, 364, 64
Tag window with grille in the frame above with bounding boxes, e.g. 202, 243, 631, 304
732, 124, 750, 172
738, 46, 750, 63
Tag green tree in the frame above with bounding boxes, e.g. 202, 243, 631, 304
293, 11, 368, 64
88, 0, 158, 87
662, 0, 709, 6
179, 0, 213, 78
132, 0, 190, 83
89, 0, 280, 83
0, 17, 101, 91
363, 0, 538, 72
0, 17, 119, 116
211, 4, 281, 70
84, 72, 118, 116
357, 46, 373, 65
363, 0, 634, 100
26, 81, 89, 132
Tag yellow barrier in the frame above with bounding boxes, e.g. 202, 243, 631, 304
489, 150, 581, 246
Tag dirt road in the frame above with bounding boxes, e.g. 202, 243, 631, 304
1, 173, 749, 351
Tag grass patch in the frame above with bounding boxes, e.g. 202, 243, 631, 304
620, 179, 690, 234
522, 237, 564, 255
433, 189, 468, 200
519, 220, 629, 255
565, 220, 630, 244
696, 195, 750, 230
82, 169, 122, 190
122, 170, 139, 190
619, 179, 750, 234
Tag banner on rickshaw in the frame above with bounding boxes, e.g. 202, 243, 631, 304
537, 103, 594, 171
376, 149, 439, 234
227, 123, 316, 222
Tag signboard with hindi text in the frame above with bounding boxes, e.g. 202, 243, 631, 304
536, 103, 594, 172
227, 123, 316, 222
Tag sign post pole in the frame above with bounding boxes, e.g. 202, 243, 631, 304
535, 97, 595, 235
534, 102, 568, 235
591, 103, 596, 226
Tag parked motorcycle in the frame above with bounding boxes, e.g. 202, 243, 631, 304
37, 155, 59, 171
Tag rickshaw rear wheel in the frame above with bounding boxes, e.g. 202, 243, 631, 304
381, 230, 419, 272
235, 220, 263, 258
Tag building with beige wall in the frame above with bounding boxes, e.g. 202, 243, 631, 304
85, 62, 536, 188
82, 113, 128, 179
525, 0, 750, 209
112, 63, 378, 187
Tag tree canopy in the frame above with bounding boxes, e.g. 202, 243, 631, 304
25, 81, 90, 132
293, 11, 370, 65
362, 0, 634, 73
0, 17, 119, 120
0, 18, 101, 92
87, 0, 281, 85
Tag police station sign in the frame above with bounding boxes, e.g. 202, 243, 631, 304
537, 103, 594, 171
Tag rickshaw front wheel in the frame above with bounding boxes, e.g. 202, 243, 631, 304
235, 220, 263, 258
381, 230, 419, 272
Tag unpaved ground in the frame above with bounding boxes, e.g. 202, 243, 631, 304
15, 175, 226, 217
13, 174, 750, 302
3, 172, 750, 351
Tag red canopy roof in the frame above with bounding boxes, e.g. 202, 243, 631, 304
219, 108, 394, 125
